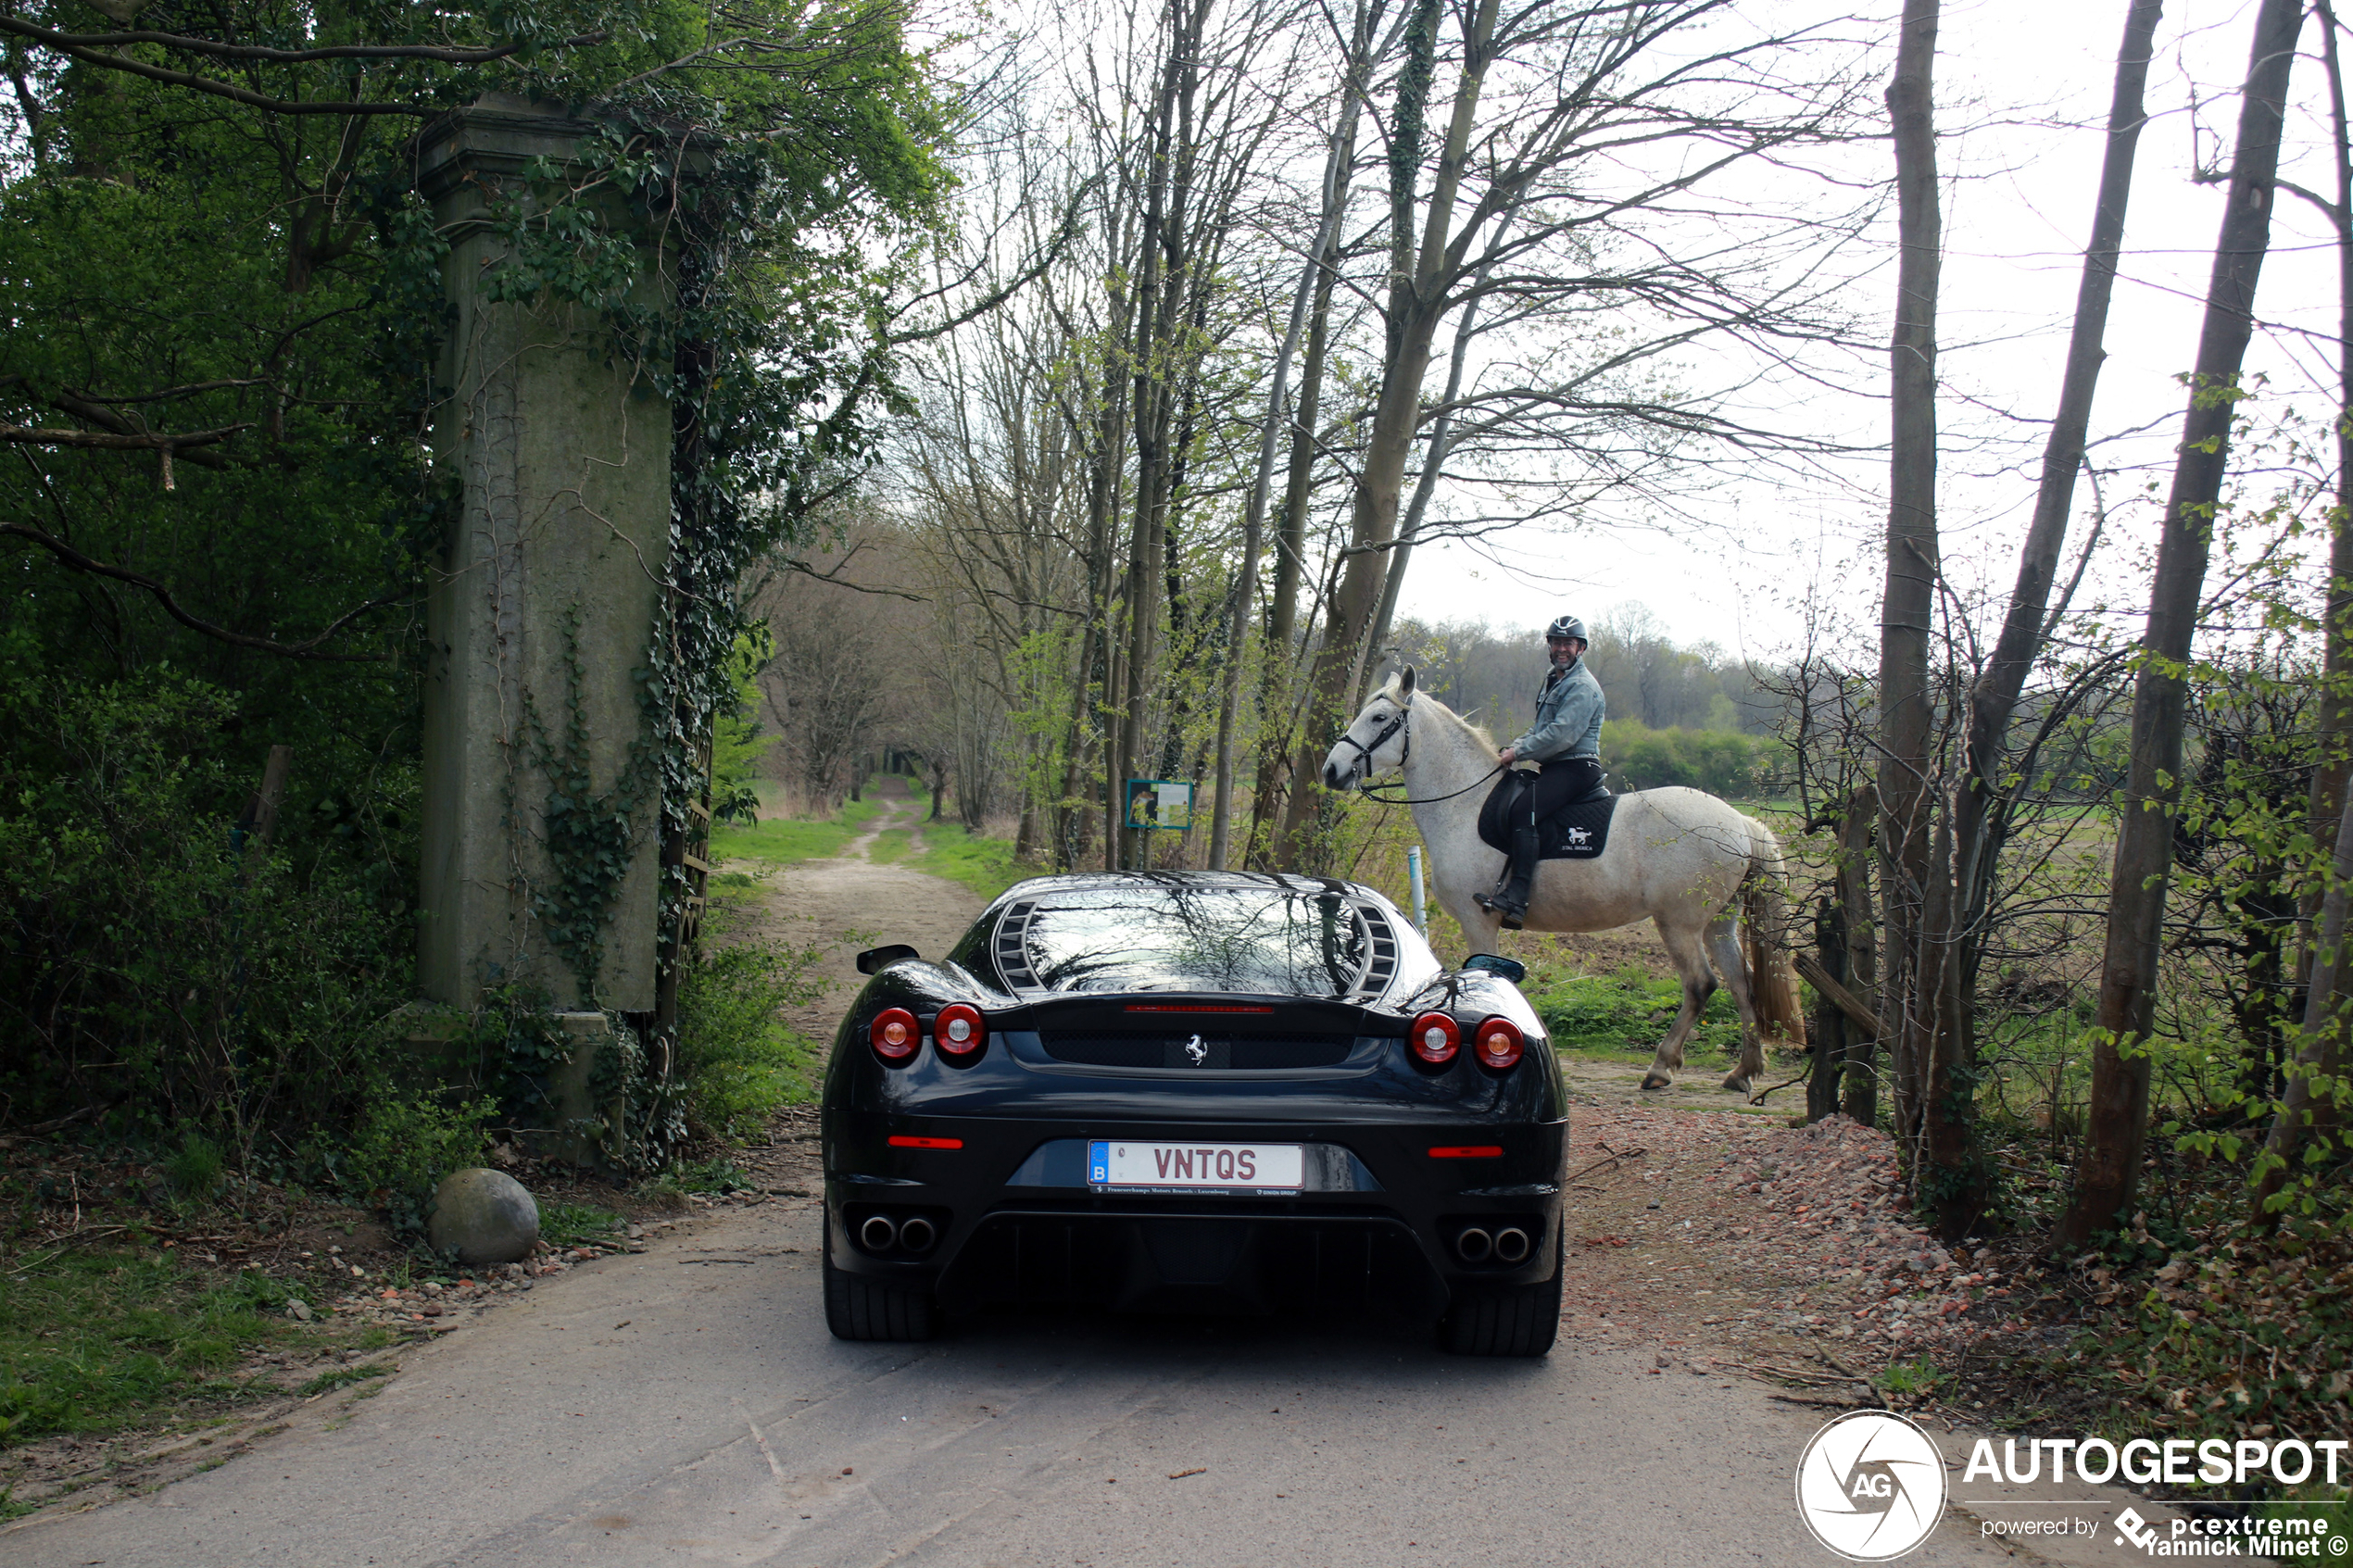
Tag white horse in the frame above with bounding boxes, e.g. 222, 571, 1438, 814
1321, 669, 1806, 1096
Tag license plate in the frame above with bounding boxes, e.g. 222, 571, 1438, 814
1088, 1140, 1303, 1191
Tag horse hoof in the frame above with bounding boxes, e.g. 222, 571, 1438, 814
1640, 1072, 1671, 1092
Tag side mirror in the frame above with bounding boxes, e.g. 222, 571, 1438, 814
856, 944, 920, 975
1462, 953, 1527, 985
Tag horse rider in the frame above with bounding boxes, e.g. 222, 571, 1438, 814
1476, 614, 1605, 929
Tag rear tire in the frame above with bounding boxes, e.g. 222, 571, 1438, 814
1439, 1226, 1562, 1358
823, 1237, 939, 1342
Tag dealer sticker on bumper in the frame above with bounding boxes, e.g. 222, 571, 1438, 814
1088, 1140, 1303, 1191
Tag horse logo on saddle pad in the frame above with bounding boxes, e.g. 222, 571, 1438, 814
1475, 771, 1618, 860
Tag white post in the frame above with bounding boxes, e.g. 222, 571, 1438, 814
1406, 845, 1428, 938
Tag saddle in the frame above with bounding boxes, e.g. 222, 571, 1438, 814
1476, 770, 1618, 860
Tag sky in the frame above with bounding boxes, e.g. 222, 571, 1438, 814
1392, 0, 2347, 664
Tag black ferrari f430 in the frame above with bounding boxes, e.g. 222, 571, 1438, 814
819, 872, 1567, 1356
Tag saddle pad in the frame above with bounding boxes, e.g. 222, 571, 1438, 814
1543, 794, 1618, 859
1476, 773, 1620, 859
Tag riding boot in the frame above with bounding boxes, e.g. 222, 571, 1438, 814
1476, 827, 1541, 931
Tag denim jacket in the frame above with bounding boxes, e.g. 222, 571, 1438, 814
1510, 658, 1604, 762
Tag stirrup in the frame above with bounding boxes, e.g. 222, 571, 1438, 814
1473, 889, 1527, 929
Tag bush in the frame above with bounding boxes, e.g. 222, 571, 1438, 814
0, 668, 412, 1154
1602, 719, 1768, 797
333, 1095, 494, 1235
674, 933, 827, 1142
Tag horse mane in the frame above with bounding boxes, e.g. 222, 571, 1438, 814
1383, 674, 1499, 753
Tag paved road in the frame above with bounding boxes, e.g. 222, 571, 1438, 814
11, 1200, 2077, 1568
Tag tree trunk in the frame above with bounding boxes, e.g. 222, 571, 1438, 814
1109, 2, 1193, 872
2257, 0, 2353, 1223
1841, 785, 1881, 1126
1877, 0, 1943, 1150
1276, 0, 1500, 869
1809, 893, 1849, 1123
2059, 0, 2305, 1246
1246, 221, 1346, 863
1361, 220, 1509, 681
1909, 0, 2165, 1237
1209, 6, 1367, 869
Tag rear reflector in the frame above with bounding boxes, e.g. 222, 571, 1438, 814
1124, 1004, 1274, 1013
887, 1135, 963, 1149
1429, 1145, 1504, 1159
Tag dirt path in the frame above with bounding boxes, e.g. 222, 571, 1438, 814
727, 777, 988, 1046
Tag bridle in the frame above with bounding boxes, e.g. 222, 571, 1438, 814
1333, 697, 1413, 779
1339, 694, 1506, 807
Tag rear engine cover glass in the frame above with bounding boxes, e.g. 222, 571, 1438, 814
1011, 886, 1376, 996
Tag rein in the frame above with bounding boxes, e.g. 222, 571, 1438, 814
1344, 695, 1507, 806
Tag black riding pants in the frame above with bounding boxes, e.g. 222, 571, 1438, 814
1521, 758, 1603, 828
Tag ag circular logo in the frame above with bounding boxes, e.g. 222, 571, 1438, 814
1794, 1409, 1947, 1561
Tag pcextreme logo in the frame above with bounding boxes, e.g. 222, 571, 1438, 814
1795, 1409, 1949, 1562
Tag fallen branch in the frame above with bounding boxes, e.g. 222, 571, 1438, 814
1565, 1145, 1647, 1184
1768, 1393, 1859, 1411
1793, 952, 1882, 1038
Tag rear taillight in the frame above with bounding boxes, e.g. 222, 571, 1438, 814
1473, 1016, 1524, 1070
1409, 1010, 1461, 1065
870, 1007, 919, 1063
935, 1003, 987, 1060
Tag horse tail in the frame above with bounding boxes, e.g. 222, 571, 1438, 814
1741, 823, 1808, 1052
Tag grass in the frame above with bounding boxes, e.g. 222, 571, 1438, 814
537, 1201, 623, 1249
868, 827, 914, 865
296, 1362, 387, 1398
707, 792, 883, 869
0, 1249, 318, 1449
909, 819, 1030, 901
1521, 961, 1743, 1060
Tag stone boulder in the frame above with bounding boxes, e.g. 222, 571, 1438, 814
427, 1168, 539, 1264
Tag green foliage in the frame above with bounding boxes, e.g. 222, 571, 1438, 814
0, 1253, 312, 1449
675, 929, 827, 1141
0, 668, 413, 1148
1, 0, 955, 1177
527, 606, 659, 1000
1875, 1357, 1947, 1399
336, 1096, 495, 1236
665, 1158, 757, 1194
1602, 720, 1768, 797
711, 632, 778, 824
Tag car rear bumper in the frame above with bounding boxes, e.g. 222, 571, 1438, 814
823, 1111, 1567, 1316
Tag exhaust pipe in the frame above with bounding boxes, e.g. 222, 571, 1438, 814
1493, 1226, 1530, 1264
897, 1216, 937, 1253
1455, 1227, 1493, 1263
860, 1214, 899, 1252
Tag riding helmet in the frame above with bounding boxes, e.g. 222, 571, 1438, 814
1545, 614, 1588, 643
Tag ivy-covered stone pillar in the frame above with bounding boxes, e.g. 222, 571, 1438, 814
414, 95, 669, 1014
